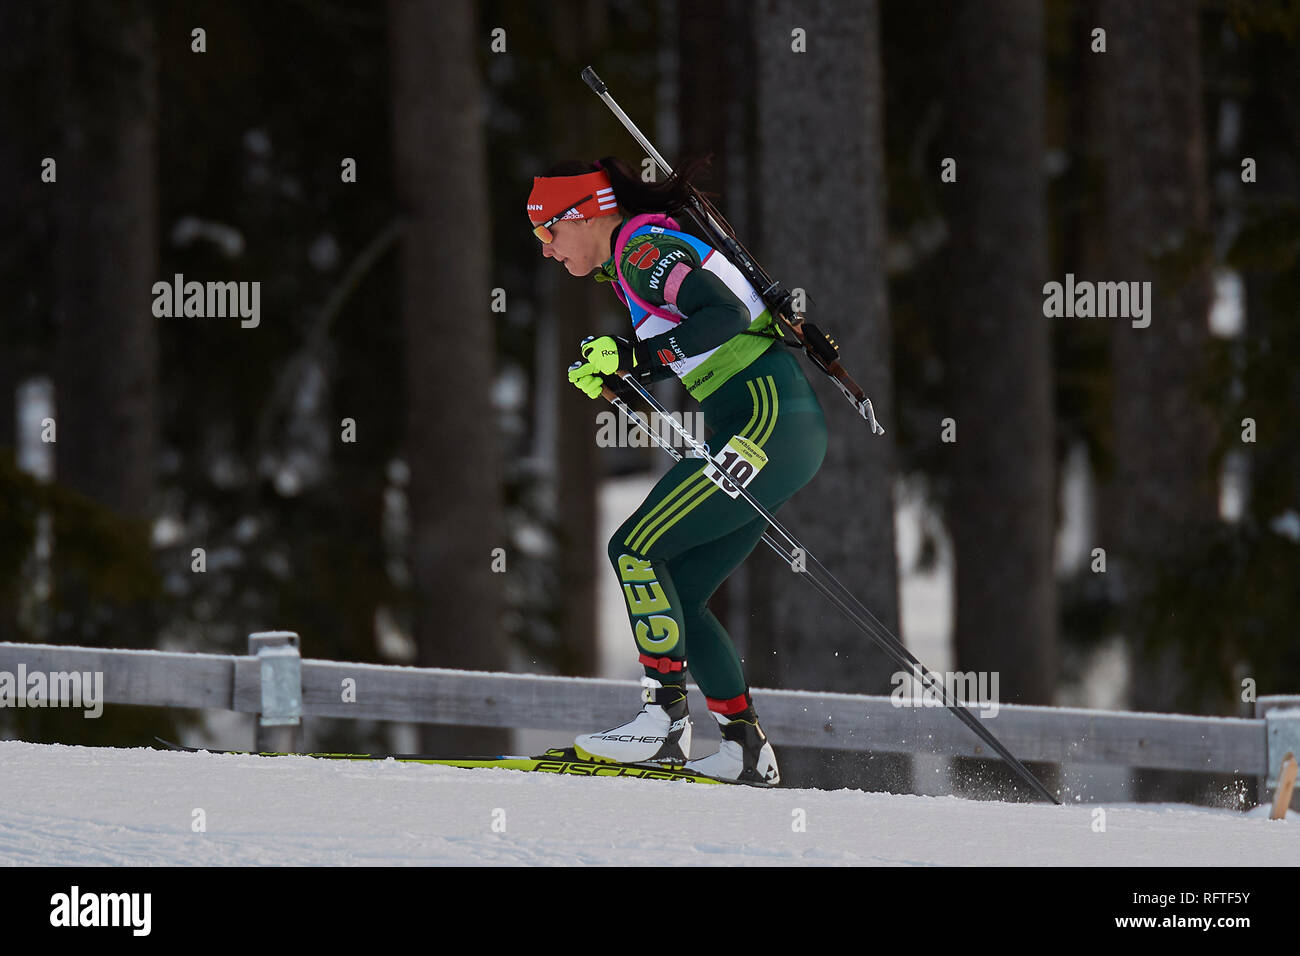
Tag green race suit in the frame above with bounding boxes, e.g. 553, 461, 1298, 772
596, 220, 829, 712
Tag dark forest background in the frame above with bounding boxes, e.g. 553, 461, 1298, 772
1, 0, 1297, 799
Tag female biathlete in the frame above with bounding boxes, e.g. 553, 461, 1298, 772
528, 157, 828, 785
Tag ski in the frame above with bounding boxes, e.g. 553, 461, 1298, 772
152, 738, 736, 785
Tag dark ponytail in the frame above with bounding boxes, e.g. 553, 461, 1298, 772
541, 155, 715, 215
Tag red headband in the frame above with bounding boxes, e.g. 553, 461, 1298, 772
526, 169, 618, 225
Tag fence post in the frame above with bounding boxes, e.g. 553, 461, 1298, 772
1256, 695, 1300, 811
249, 631, 302, 753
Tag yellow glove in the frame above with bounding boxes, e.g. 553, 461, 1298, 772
567, 335, 648, 400
567, 360, 605, 400
580, 334, 644, 375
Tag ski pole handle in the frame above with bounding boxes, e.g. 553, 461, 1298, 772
580, 66, 607, 95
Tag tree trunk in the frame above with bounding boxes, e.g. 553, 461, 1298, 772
389, 0, 508, 753
938, 0, 1057, 799
752, 0, 905, 791
545, 1, 608, 677
1097, 0, 1216, 799
0, 0, 39, 454
51, 0, 158, 520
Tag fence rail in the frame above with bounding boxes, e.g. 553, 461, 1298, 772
1, 637, 1295, 805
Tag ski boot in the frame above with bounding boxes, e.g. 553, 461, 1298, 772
574, 677, 691, 766
686, 706, 780, 786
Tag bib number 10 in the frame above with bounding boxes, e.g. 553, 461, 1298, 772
703, 435, 768, 499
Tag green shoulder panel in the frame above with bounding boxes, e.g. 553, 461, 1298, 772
618, 233, 701, 307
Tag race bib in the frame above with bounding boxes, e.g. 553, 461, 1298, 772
703, 435, 768, 499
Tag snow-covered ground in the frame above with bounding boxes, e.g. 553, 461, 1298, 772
1, 741, 1294, 866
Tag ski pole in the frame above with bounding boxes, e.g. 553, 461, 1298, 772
605, 370, 1062, 805
582, 65, 886, 436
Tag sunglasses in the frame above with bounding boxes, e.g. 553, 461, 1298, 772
532, 194, 592, 243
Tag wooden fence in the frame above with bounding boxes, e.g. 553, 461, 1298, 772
1, 634, 1295, 806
